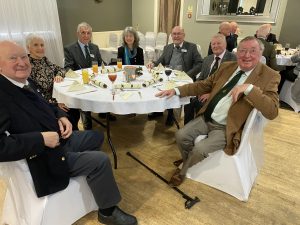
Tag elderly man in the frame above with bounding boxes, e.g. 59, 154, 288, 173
156, 36, 280, 186
64, 22, 116, 130
0, 40, 137, 225
187, 33, 237, 123
148, 26, 203, 125
208, 22, 237, 55
255, 24, 280, 71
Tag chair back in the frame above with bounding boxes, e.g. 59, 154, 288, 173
145, 32, 156, 50
108, 33, 119, 48
155, 32, 167, 48
137, 31, 146, 49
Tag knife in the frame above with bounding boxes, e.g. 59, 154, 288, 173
76, 90, 98, 95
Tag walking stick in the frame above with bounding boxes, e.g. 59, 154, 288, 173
126, 152, 200, 209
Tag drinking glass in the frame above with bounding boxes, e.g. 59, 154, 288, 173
117, 58, 122, 70
92, 61, 98, 75
164, 66, 172, 81
82, 69, 89, 84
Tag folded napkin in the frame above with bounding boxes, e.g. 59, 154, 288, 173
65, 69, 80, 78
160, 81, 178, 91
142, 77, 163, 87
67, 81, 85, 92
114, 83, 142, 89
91, 80, 108, 88
120, 92, 133, 100
173, 71, 191, 81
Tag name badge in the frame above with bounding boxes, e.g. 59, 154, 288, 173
90, 54, 94, 58
181, 49, 187, 53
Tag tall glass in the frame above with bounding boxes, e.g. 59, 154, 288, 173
82, 69, 89, 84
92, 61, 99, 75
165, 65, 172, 81
117, 58, 122, 70
108, 73, 117, 100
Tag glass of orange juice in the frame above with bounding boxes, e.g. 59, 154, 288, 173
82, 69, 90, 84
117, 58, 122, 69
92, 61, 98, 75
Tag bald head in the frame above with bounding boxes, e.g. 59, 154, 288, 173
0, 40, 31, 83
219, 22, 231, 37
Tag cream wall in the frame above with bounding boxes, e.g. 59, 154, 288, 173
132, 0, 158, 33
181, 0, 288, 56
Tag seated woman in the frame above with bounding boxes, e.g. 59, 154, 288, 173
26, 33, 80, 130
117, 27, 144, 65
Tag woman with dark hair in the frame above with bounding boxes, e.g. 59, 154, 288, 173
117, 27, 144, 65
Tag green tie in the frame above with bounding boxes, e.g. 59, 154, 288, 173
203, 70, 244, 122
84, 45, 91, 66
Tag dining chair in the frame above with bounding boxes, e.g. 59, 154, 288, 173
279, 80, 300, 112
186, 109, 267, 201
0, 159, 97, 225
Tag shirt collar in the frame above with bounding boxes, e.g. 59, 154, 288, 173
1, 74, 28, 88
215, 49, 226, 60
173, 42, 184, 49
235, 67, 254, 77
78, 40, 88, 48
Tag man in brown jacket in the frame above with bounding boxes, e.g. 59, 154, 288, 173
156, 36, 280, 187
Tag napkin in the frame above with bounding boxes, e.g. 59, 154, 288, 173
65, 69, 79, 78
91, 80, 108, 88
67, 81, 85, 92
120, 92, 133, 100
142, 77, 163, 87
173, 71, 191, 81
160, 81, 179, 91
114, 83, 142, 89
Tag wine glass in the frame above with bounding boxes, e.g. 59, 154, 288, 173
108, 73, 117, 99
165, 65, 172, 81
285, 43, 290, 51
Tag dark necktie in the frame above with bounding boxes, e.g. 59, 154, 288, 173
203, 70, 245, 122
175, 45, 180, 50
209, 56, 220, 75
23, 84, 35, 93
84, 45, 91, 66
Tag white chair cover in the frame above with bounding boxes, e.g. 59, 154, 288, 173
186, 109, 267, 201
279, 80, 300, 112
108, 33, 119, 49
0, 160, 97, 225
155, 32, 167, 59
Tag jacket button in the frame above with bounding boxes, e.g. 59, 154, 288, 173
61, 157, 65, 161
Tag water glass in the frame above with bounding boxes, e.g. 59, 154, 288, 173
82, 69, 89, 84
92, 61, 98, 75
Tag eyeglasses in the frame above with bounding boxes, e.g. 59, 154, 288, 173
171, 32, 183, 36
237, 48, 260, 56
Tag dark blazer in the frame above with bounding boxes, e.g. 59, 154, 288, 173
154, 41, 203, 81
0, 76, 69, 197
178, 62, 280, 155
258, 37, 280, 71
64, 42, 104, 71
208, 34, 237, 55
266, 33, 279, 44
197, 50, 237, 81
117, 46, 144, 65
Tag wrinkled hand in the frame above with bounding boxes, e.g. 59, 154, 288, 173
54, 75, 64, 83
230, 84, 250, 103
155, 89, 176, 99
58, 103, 69, 112
41, 132, 60, 148
198, 93, 210, 103
58, 117, 72, 139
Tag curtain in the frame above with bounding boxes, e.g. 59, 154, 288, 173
158, 0, 181, 35
0, 0, 64, 66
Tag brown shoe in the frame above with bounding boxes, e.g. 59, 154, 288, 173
169, 169, 185, 187
173, 159, 183, 167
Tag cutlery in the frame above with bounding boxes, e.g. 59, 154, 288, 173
76, 90, 98, 95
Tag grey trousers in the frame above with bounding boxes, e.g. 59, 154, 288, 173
175, 115, 226, 176
62, 130, 121, 209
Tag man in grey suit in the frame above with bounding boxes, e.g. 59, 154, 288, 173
147, 26, 203, 125
187, 33, 237, 123
64, 22, 115, 130
0, 40, 137, 225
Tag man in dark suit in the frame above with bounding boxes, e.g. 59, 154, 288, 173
187, 33, 237, 123
147, 26, 203, 125
64, 22, 116, 130
0, 40, 137, 225
156, 36, 280, 187
208, 22, 237, 55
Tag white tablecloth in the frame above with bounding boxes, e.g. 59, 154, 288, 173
276, 49, 297, 66
53, 66, 191, 115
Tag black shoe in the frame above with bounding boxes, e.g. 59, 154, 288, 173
147, 112, 163, 120
98, 113, 117, 121
98, 206, 137, 225
165, 115, 174, 126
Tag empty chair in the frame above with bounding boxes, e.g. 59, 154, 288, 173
0, 160, 97, 225
279, 80, 300, 112
108, 33, 119, 49
186, 109, 267, 201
